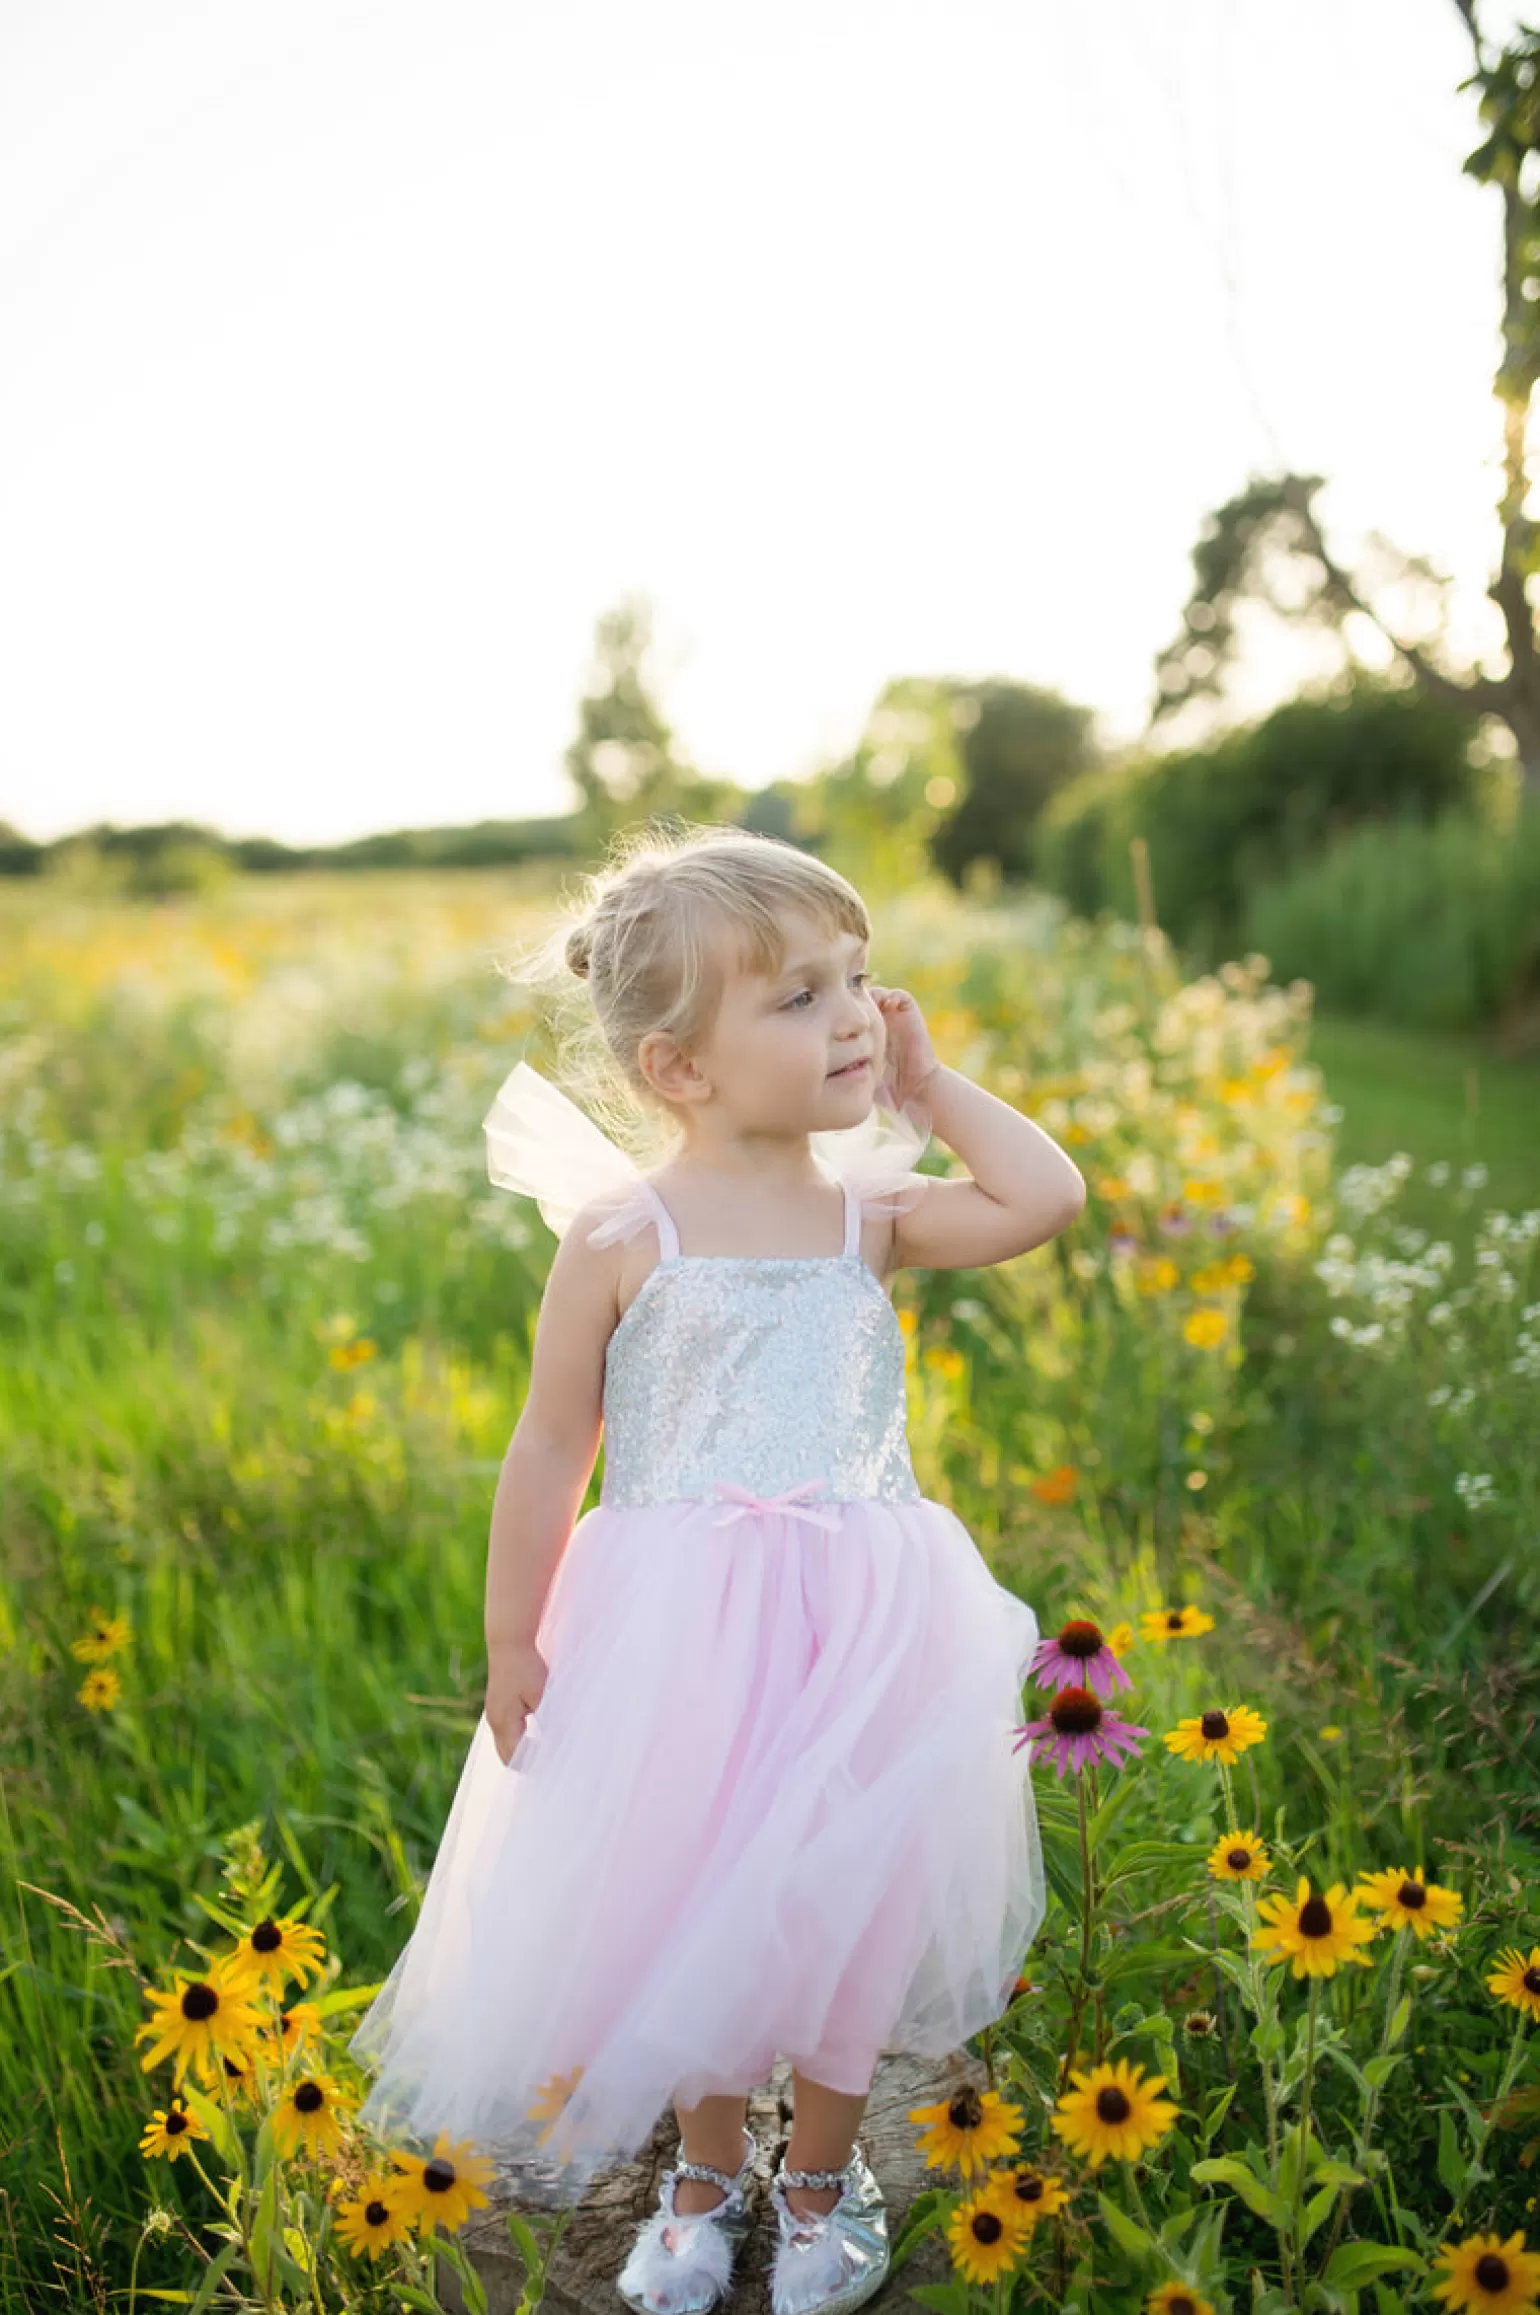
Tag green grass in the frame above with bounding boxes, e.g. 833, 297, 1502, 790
1305, 1009, 1538, 1230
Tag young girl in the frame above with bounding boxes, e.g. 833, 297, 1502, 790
348, 828, 1086, 2315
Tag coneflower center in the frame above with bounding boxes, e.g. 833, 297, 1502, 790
366, 2200, 391, 2226
1227, 1847, 1253, 1872
424, 2158, 457, 2192
1524, 1966, 1540, 1995
182, 1983, 218, 2021
1166, 1611, 1185, 1631
1200, 1710, 1230, 1740
295, 2082, 324, 2113
1169, 2296, 1198, 2315
1050, 1687, 1104, 1735
1396, 1881, 1426, 1909
971, 2210, 1004, 2242
1017, 2174, 1045, 2201
1095, 2087, 1132, 2123
1058, 1621, 1104, 1658
948, 2088, 984, 2129
252, 1919, 283, 1951
1475, 2254, 1509, 2292
1299, 1897, 1333, 1938
166, 2109, 189, 2134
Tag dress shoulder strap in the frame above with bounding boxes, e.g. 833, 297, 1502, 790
637, 1179, 681, 1261
839, 1172, 861, 1258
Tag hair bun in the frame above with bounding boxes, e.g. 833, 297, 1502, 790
564, 923, 593, 980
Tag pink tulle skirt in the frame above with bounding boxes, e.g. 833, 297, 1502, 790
347, 1495, 1045, 2203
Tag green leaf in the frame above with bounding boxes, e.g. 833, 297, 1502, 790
1086, 1769, 1141, 1855
1301, 2181, 1340, 2250
1159, 2204, 1199, 2248
1362, 2053, 1404, 2091
1199, 2080, 1240, 2148
188, 2241, 242, 2315
1097, 2193, 1157, 2257
247, 2160, 281, 2295
1190, 2157, 1287, 2225
1386, 1993, 1411, 2046
889, 2188, 951, 2272
1310, 2162, 1367, 2189
1372, 2289, 1412, 2315
1323, 2244, 1425, 2291
1102, 1840, 1211, 1884
1437, 2108, 1466, 2201
905, 2288, 972, 2315
391, 2291, 441, 2313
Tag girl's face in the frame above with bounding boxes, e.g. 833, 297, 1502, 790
688, 910, 885, 1136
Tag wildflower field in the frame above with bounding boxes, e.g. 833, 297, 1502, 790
1, 866, 1536, 2314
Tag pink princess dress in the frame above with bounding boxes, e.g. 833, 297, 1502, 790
347, 1060, 1046, 2205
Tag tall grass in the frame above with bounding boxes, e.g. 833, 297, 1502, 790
1242, 804, 1540, 1035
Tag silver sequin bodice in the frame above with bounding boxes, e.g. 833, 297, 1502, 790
599, 1170, 921, 1510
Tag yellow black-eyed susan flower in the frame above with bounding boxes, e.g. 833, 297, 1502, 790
1140, 1606, 1216, 1643
1252, 1879, 1378, 1979
1183, 1308, 1229, 1349
1431, 2229, 1540, 2313
138, 2097, 209, 2162
1208, 1830, 1270, 1882
1107, 1622, 1135, 1659
77, 1666, 122, 1712
333, 2174, 417, 2257
1165, 1706, 1268, 1766
945, 2182, 1034, 2283
1147, 2285, 1217, 2315
1487, 1947, 1540, 2024
331, 2176, 414, 2250
1357, 1867, 1464, 1940
909, 2085, 1025, 2181
134, 1955, 267, 2090
272, 2071, 355, 2161
222, 1913, 327, 2000
991, 2165, 1072, 2228
386, 2130, 496, 2236
274, 1999, 325, 2059
71, 1607, 134, 1663
1051, 2059, 1179, 2169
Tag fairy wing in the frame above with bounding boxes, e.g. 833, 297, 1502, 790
813, 1071, 936, 1220
484, 1058, 936, 1246
482, 1061, 658, 1249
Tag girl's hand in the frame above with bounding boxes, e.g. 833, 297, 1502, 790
486, 1641, 549, 1768
868, 984, 942, 1116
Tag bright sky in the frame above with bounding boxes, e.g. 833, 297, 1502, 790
1, 0, 1516, 846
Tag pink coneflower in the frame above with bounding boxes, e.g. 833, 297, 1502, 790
1030, 1619, 1134, 1700
1108, 1227, 1140, 1259
1158, 1204, 1192, 1237
1014, 1686, 1150, 1778
1208, 1210, 1239, 1237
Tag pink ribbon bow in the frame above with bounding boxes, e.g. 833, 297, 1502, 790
710, 1477, 842, 1532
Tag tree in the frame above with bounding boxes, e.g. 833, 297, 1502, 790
1150, 4, 1540, 791
562, 593, 742, 847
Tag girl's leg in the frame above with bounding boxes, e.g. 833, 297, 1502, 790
784, 2068, 871, 2219
672, 2089, 750, 2217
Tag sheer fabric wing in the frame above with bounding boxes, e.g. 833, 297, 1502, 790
482, 1061, 657, 1249
812, 1074, 936, 1222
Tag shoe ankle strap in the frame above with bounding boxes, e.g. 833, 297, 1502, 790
777, 2145, 860, 2192
673, 2123, 753, 2194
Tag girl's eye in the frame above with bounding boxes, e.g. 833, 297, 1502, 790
784, 972, 870, 1011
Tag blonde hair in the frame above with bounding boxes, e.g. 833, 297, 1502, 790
500, 820, 872, 1152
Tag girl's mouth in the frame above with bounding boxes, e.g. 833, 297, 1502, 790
828, 1059, 870, 1079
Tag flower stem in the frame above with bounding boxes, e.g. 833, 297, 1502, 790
1291, 1977, 1322, 2285
1242, 1886, 1291, 2304
1322, 1926, 1409, 2269
1054, 1771, 1098, 2102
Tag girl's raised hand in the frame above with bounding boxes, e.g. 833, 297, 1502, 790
486, 1641, 549, 1769
868, 984, 942, 1116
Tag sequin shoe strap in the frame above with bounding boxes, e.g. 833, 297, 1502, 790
778, 2146, 861, 2192
674, 2125, 754, 2194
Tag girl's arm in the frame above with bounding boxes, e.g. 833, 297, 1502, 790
891, 1062, 1087, 1272
485, 1199, 621, 1658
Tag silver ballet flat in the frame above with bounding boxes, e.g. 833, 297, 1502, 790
615, 2122, 756, 2315
768, 2143, 891, 2315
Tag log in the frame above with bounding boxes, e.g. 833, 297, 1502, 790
443, 2046, 989, 2314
